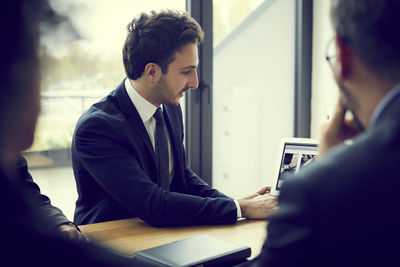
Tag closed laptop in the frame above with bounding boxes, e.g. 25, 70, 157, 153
133, 234, 251, 267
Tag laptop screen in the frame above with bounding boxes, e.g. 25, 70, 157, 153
274, 141, 318, 191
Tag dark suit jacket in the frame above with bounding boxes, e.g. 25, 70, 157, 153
14, 155, 71, 228
246, 91, 400, 266
72, 80, 237, 226
0, 164, 136, 266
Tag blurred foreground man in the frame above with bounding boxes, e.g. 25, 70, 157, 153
0, 0, 137, 265
246, 0, 400, 266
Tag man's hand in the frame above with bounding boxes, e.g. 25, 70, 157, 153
319, 99, 359, 157
237, 186, 277, 219
58, 223, 90, 242
241, 186, 271, 200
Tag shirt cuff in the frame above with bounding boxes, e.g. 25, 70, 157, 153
234, 200, 242, 218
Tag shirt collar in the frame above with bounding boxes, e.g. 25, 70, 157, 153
124, 78, 162, 123
370, 82, 400, 128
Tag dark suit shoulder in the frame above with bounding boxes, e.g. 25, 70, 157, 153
292, 120, 400, 201
258, 118, 400, 266
74, 90, 133, 139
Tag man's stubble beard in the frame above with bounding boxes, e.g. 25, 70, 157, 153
151, 75, 180, 106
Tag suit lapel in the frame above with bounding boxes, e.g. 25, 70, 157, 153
114, 81, 157, 168
163, 104, 184, 181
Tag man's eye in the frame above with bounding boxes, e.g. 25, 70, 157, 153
182, 70, 190, 75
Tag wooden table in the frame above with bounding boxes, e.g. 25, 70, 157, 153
80, 218, 268, 258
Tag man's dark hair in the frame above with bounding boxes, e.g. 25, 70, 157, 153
331, 0, 400, 82
123, 10, 204, 80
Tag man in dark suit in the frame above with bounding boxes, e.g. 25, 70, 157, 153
0, 0, 141, 265
72, 10, 277, 226
245, 0, 400, 266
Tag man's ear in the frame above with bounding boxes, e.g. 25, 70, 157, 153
335, 34, 351, 79
144, 63, 162, 83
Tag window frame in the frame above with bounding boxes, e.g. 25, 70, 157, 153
185, 0, 213, 185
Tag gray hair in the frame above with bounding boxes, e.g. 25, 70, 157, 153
330, 0, 400, 82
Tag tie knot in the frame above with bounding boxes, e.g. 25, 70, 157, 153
154, 107, 164, 123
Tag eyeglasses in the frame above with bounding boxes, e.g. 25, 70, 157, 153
325, 37, 336, 69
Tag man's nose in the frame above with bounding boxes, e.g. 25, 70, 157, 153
188, 71, 199, 89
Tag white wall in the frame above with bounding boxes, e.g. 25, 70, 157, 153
213, 0, 295, 198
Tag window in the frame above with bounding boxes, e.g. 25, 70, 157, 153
26, 0, 186, 168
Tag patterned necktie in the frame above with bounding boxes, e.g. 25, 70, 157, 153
154, 107, 170, 190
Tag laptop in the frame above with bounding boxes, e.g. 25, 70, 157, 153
270, 138, 319, 196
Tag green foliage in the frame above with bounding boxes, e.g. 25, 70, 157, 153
34, 42, 125, 152
28, 122, 74, 152
40, 42, 125, 92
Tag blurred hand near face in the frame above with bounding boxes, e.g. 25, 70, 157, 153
319, 97, 360, 157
